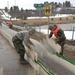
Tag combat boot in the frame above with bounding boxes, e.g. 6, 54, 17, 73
60, 52, 63, 56
19, 54, 29, 64
60, 50, 63, 56
19, 58, 28, 64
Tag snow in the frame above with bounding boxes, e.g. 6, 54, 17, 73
64, 31, 75, 40
2, 10, 11, 17
0, 10, 20, 20
27, 14, 74, 19
0, 10, 75, 20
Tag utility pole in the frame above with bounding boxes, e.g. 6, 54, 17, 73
44, 4, 52, 34
38, 7, 41, 32
7, 1, 9, 10
15, 0, 16, 6
7, 1, 9, 18
72, 26, 75, 40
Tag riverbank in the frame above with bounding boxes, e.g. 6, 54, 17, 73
1, 15, 75, 26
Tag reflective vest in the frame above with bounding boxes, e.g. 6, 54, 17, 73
51, 26, 61, 38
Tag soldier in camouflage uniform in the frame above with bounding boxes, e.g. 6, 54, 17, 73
49, 25, 66, 56
12, 28, 35, 64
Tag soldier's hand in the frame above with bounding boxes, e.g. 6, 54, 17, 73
55, 40, 58, 44
48, 35, 51, 39
30, 42, 35, 47
32, 44, 35, 47
28, 45, 32, 50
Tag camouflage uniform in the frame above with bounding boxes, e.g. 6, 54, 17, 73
12, 30, 33, 63
49, 25, 66, 55
12, 35, 25, 60
55, 30, 66, 55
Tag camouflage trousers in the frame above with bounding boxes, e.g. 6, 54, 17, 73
9, 25, 13, 29
12, 36, 25, 56
58, 40, 66, 55
54, 38, 66, 55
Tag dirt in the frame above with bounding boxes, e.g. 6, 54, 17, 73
64, 40, 75, 61
30, 31, 46, 41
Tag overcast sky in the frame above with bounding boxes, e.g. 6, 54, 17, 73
0, 0, 75, 9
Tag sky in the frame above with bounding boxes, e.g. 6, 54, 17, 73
0, 0, 75, 9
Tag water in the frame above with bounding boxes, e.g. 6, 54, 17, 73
34, 23, 75, 40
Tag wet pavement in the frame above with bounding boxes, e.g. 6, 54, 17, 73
0, 33, 35, 75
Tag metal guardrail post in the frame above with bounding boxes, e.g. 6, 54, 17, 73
72, 26, 75, 40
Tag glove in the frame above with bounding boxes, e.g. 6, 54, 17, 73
48, 35, 51, 39
28, 45, 32, 50
30, 42, 35, 47
32, 44, 35, 47
55, 40, 58, 44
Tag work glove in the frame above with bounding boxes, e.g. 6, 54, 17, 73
33, 44, 35, 46
30, 40, 35, 46
55, 40, 58, 44
28, 45, 32, 51
48, 35, 51, 39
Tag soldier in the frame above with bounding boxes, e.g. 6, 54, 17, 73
48, 24, 66, 56
6, 21, 13, 28
23, 22, 29, 30
12, 28, 35, 64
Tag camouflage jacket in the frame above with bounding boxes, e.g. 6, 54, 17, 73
15, 31, 33, 48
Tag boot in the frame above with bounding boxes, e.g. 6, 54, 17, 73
19, 59, 28, 64
60, 52, 63, 56
19, 54, 29, 64
60, 49, 63, 56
